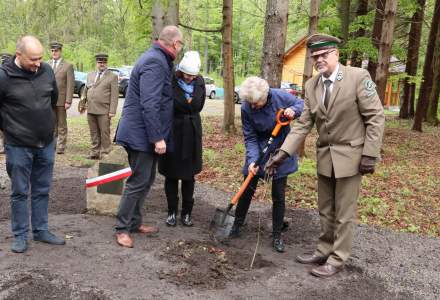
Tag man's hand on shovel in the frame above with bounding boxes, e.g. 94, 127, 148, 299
265, 149, 290, 176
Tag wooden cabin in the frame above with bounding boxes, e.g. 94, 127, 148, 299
282, 36, 404, 108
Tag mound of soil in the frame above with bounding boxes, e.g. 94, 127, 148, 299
157, 239, 274, 289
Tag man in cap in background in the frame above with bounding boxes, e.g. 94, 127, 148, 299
0, 53, 13, 154
266, 33, 385, 277
48, 42, 74, 154
82, 53, 118, 159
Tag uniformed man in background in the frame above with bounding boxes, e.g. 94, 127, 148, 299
83, 54, 118, 159
266, 34, 385, 277
49, 42, 74, 154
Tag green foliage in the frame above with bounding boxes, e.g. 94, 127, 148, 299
0, 0, 152, 71
359, 196, 390, 218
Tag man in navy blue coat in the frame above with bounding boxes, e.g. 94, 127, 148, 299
114, 26, 184, 248
230, 76, 304, 253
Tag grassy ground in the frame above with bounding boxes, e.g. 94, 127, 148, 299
59, 114, 439, 237
197, 116, 440, 237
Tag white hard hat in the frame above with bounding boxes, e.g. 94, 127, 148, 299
178, 51, 201, 76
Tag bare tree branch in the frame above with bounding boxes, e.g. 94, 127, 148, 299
178, 22, 223, 32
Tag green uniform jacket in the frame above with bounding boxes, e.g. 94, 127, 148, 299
281, 65, 385, 178
48, 59, 74, 107
85, 70, 119, 115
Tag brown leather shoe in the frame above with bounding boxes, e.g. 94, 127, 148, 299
57, 148, 65, 154
296, 254, 328, 265
311, 263, 343, 278
134, 225, 159, 235
116, 233, 133, 248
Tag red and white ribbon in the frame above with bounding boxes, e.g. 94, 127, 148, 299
86, 167, 132, 188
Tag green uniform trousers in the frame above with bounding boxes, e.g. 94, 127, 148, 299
54, 106, 68, 151
315, 171, 362, 267
87, 113, 112, 156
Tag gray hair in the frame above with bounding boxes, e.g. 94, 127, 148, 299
239, 76, 270, 104
159, 26, 182, 47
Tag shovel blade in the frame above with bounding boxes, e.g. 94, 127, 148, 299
210, 208, 235, 240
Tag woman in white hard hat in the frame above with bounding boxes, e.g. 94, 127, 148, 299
158, 51, 206, 227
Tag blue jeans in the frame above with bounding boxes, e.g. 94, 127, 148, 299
5, 141, 55, 240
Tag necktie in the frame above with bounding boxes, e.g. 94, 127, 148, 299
96, 72, 102, 82
53, 60, 57, 71
323, 79, 332, 109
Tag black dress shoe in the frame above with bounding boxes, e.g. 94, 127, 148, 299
166, 213, 176, 227
181, 214, 193, 227
296, 253, 328, 265
272, 238, 285, 253
311, 263, 343, 278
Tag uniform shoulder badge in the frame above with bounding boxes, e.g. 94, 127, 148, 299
364, 79, 377, 96
336, 71, 343, 81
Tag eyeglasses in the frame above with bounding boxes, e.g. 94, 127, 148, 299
175, 39, 185, 47
311, 50, 336, 60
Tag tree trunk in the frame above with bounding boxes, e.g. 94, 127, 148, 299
338, 0, 351, 65
413, 0, 440, 131
427, 9, 440, 125
368, 0, 386, 81
302, 0, 320, 93
299, 0, 320, 158
165, 0, 179, 26
151, 0, 179, 41
375, 0, 397, 105
260, 0, 289, 87
222, 0, 235, 133
203, 0, 209, 73
400, 0, 425, 119
351, 0, 369, 68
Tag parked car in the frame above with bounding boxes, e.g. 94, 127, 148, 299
204, 76, 216, 99
234, 86, 241, 104
281, 81, 302, 96
74, 71, 87, 98
108, 66, 132, 97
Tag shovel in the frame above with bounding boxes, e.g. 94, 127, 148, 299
210, 109, 292, 239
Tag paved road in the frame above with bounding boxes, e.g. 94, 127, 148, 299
67, 97, 241, 117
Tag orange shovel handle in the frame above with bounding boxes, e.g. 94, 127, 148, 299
271, 109, 292, 136
230, 172, 255, 205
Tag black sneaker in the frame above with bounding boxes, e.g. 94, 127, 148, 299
166, 213, 176, 227
229, 223, 241, 238
272, 237, 285, 253
181, 214, 193, 227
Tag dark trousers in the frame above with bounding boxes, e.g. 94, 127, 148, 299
5, 141, 55, 239
115, 148, 157, 233
164, 178, 195, 216
234, 176, 287, 237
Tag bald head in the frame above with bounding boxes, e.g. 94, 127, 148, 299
16, 36, 43, 55
159, 26, 183, 47
16, 35, 44, 72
